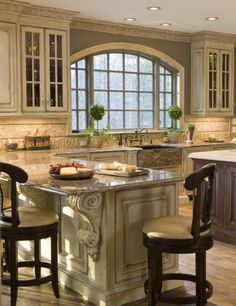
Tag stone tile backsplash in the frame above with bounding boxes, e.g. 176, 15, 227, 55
0, 116, 231, 150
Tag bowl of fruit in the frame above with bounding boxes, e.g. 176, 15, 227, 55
49, 161, 94, 180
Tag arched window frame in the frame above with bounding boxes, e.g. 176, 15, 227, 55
70, 42, 184, 133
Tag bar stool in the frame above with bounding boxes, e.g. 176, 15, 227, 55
0, 162, 60, 306
143, 163, 215, 306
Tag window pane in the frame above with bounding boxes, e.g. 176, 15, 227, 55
98, 112, 108, 129
160, 93, 165, 109
71, 63, 76, 68
160, 75, 164, 91
71, 69, 76, 88
125, 111, 138, 128
166, 75, 172, 91
140, 93, 153, 109
110, 111, 123, 129
78, 59, 85, 69
140, 74, 153, 91
71, 90, 77, 109
125, 92, 138, 109
72, 111, 78, 130
139, 57, 153, 73
78, 90, 86, 109
93, 54, 107, 70
166, 93, 172, 107
125, 54, 138, 72
110, 92, 123, 109
140, 111, 153, 128
78, 70, 86, 89
79, 111, 87, 130
159, 111, 164, 128
94, 91, 108, 108
160, 66, 165, 74
94, 71, 107, 90
125, 73, 138, 90
110, 72, 123, 90
109, 53, 123, 71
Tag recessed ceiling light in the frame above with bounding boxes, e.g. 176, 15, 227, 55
124, 17, 136, 22
147, 6, 161, 11
160, 23, 172, 27
206, 17, 219, 21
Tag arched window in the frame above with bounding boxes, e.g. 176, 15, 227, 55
71, 46, 183, 133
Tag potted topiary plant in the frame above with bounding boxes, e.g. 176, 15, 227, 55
88, 104, 106, 147
166, 105, 183, 143
186, 123, 196, 144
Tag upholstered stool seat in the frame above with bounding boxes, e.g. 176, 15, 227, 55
143, 163, 215, 306
0, 162, 60, 306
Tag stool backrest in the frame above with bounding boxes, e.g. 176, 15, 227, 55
184, 163, 215, 239
0, 162, 28, 228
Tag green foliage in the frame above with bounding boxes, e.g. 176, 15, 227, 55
167, 105, 183, 120
89, 104, 105, 121
188, 123, 196, 132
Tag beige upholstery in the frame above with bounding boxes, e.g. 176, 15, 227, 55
0, 207, 58, 228
143, 215, 209, 240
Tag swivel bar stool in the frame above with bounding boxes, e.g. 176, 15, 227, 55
143, 163, 215, 306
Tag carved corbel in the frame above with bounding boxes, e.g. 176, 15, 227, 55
68, 192, 103, 261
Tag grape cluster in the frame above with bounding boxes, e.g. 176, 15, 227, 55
49, 161, 85, 175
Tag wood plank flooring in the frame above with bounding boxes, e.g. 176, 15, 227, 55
2, 203, 236, 306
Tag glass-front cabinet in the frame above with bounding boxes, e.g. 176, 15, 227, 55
191, 39, 234, 116
22, 27, 68, 113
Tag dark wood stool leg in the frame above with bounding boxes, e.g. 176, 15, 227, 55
10, 240, 18, 306
196, 250, 206, 306
147, 248, 162, 306
34, 239, 41, 279
4, 238, 10, 272
51, 233, 60, 298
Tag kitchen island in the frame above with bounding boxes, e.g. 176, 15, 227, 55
0, 149, 182, 306
189, 149, 236, 245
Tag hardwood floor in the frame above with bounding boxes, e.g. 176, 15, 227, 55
2, 203, 236, 306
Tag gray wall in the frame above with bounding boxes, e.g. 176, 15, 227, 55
70, 28, 191, 113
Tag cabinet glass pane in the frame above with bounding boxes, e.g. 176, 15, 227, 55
49, 34, 55, 57
34, 84, 40, 107
50, 59, 55, 82
25, 32, 32, 55
57, 35, 62, 58
58, 84, 63, 107
33, 33, 40, 56
57, 60, 62, 82
26, 84, 33, 106
26, 58, 32, 81
50, 84, 56, 106
34, 59, 40, 82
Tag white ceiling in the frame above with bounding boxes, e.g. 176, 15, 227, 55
15, 0, 236, 34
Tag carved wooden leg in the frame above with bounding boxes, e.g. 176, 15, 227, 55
10, 240, 18, 306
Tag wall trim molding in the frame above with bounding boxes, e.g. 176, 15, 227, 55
71, 17, 192, 42
0, 0, 79, 21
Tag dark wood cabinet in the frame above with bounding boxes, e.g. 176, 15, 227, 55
193, 158, 236, 245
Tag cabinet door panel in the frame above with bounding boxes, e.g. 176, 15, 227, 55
0, 23, 18, 113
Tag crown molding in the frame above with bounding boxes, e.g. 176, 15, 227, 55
191, 31, 236, 44
72, 17, 192, 42
0, 0, 80, 21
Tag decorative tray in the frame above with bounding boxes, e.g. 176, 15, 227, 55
50, 170, 93, 180
95, 168, 149, 177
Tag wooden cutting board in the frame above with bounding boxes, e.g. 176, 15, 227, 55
95, 168, 149, 177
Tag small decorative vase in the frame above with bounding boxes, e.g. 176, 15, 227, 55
186, 131, 194, 144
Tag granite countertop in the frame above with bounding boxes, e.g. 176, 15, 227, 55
0, 149, 182, 197
189, 149, 236, 163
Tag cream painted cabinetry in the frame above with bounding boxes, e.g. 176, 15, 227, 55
21, 27, 68, 114
0, 22, 18, 114
191, 39, 234, 115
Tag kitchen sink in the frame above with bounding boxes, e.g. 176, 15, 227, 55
133, 144, 179, 150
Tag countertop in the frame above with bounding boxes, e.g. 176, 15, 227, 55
189, 149, 236, 163
0, 149, 182, 197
